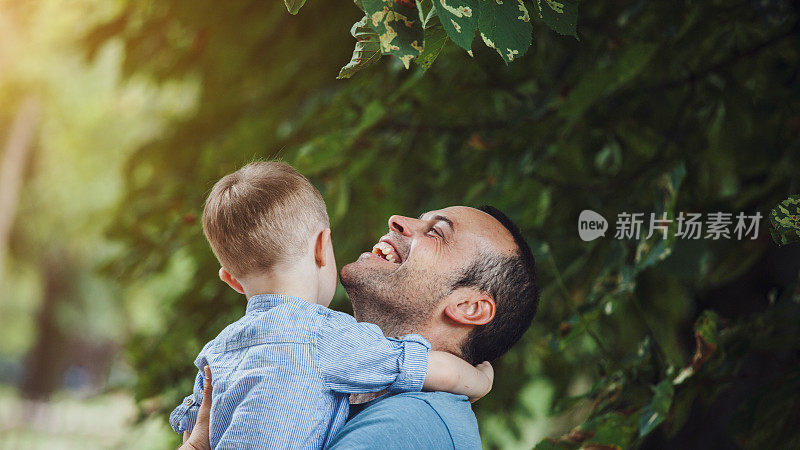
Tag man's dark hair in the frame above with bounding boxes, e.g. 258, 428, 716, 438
454, 205, 539, 364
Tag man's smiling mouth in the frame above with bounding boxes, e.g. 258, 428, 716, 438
371, 240, 402, 264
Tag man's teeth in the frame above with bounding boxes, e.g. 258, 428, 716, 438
371, 242, 399, 263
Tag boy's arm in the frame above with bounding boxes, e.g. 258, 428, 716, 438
317, 312, 431, 394
317, 312, 493, 400
424, 352, 494, 402
169, 367, 206, 436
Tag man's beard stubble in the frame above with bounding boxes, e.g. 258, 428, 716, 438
340, 261, 452, 337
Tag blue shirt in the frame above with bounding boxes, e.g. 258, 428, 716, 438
326, 391, 482, 449
169, 294, 430, 449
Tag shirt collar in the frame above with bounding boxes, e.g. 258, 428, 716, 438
246, 294, 307, 314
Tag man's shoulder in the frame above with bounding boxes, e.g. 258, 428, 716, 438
327, 392, 481, 449
386, 391, 480, 434
384, 391, 474, 418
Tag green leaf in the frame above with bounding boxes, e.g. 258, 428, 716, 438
534, 439, 578, 450
362, 0, 425, 69
432, 0, 477, 51
416, 0, 438, 28
674, 309, 721, 384
635, 239, 673, 272
634, 164, 686, 272
551, 392, 588, 414
535, 0, 578, 38
658, 162, 687, 215
638, 379, 675, 437
353, 100, 387, 135
579, 411, 640, 448
338, 15, 383, 79
694, 310, 720, 347
477, 0, 533, 63
768, 195, 800, 246
416, 24, 449, 70
594, 139, 622, 175
283, 0, 307, 14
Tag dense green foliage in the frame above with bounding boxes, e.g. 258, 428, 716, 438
337, 0, 576, 77
88, 1, 800, 448
770, 195, 800, 245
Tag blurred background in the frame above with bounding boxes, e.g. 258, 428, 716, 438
0, 0, 798, 449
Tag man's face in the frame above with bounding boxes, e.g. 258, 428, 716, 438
340, 206, 516, 336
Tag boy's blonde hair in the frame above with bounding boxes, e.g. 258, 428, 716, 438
202, 161, 329, 278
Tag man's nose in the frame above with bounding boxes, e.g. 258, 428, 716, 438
388, 215, 420, 236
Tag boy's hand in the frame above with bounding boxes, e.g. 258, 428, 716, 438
423, 351, 495, 402
469, 361, 494, 403
180, 366, 213, 450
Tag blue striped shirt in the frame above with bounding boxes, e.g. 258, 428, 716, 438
169, 294, 430, 449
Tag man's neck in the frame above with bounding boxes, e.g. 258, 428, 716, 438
409, 317, 469, 357
357, 311, 469, 359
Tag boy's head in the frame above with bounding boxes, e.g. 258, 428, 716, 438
203, 161, 336, 304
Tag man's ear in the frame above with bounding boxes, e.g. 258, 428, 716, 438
314, 228, 332, 267
443, 289, 496, 326
219, 267, 245, 294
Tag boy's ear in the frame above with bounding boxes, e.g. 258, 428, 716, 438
219, 267, 245, 294
314, 228, 332, 267
443, 288, 495, 326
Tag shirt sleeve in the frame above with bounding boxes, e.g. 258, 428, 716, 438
316, 311, 431, 394
169, 342, 214, 434
168, 367, 205, 434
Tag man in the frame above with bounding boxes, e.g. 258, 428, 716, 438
182, 205, 539, 449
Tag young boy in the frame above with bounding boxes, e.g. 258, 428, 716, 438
169, 161, 493, 449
